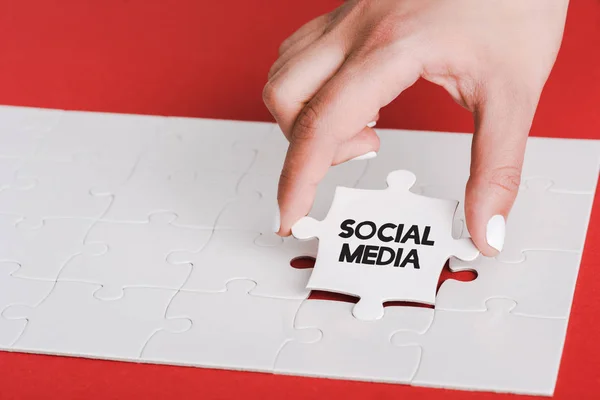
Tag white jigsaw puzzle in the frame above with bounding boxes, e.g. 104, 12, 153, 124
292, 170, 479, 321
0, 105, 598, 397
392, 299, 568, 396
142, 280, 314, 372
275, 300, 433, 383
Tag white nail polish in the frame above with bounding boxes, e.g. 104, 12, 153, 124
366, 121, 377, 128
349, 151, 378, 162
486, 215, 506, 252
272, 205, 281, 233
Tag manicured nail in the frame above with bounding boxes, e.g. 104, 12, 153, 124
486, 215, 505, 252
349, 151, 378, 162
272, 204, 281, 233
366, 121, 377, 128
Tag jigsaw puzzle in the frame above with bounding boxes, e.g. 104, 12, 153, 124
0, 105, 598, 397
292, 170, 479, 321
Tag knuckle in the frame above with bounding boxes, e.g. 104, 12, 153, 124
262, 80, 285, 109
485, 166, 522, 195
292, 101, 322, 142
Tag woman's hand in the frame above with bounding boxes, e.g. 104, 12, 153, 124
263, 0, 569, 256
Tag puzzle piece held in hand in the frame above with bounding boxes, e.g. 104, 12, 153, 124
292, 170, 479, 321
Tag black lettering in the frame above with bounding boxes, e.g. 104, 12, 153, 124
356, 221, 376, 240
339, 243, 364, 263
394, 223, 405, 243
376, 246, 395, 265
362, 245, 378, 265
393, 247, 405, 267
339, 219, 356, 239
400, 249, 420, 269
377, 223, 396, 242
401, 225, 421, 245
422, 226, 435, 246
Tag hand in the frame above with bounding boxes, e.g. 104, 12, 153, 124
263, 0, 569, 256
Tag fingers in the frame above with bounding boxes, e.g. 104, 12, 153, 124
464, 83, 537, 256
278, 14, 330, 57
275, 50, 421, 236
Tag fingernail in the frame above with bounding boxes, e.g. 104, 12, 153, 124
349, 151, 378, 162
486, 215, 505, 252
366, 121, 377, 128
272, 204, 281, 233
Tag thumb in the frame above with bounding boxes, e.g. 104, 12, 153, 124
465, 87, 536, 257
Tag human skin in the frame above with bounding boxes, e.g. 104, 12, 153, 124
263, 0, 569, 256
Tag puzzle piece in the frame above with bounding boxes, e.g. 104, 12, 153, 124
0, 262, 54, 347
0, 106, 63, 158
0, 215, 106, 281
392, 299, 568, 395
0, 158, 23, 191
292, 170, 479, 321
521, 137, 600, 194
34, 110, 163, 164
274, 300, 433, 383
142, 117, 273, 174
419, 179, 595, 261
357, 130, 472, 190
142, 280, 313, 372
218, 159, 370, 232
96, 161, 241, 228
3, 281, 190, 359
0, 157, 135, 225
437, 251, 581, 318
60, 212, 211, 299
168, 230, 316, 299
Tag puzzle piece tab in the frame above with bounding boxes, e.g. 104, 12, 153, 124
292, 170, 479, 321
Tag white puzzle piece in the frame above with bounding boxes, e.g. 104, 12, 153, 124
0, 106, 63, 158
0, 215, 103, 281
96, 161, 241, 228
144, 117, 273, 174
498, 180, 594, 262
292, 170, 479, 321
274, 300, 433, 383
0, 158, 22, 191
167, 230, 316, 299
0, 262, 54, 347
3, 281, 190, 360
60, 212, 212, 299
0, 157, 135, 225
34, 110, 163, 164
142, 280, 313, 372
437, 251, 582, 318
392, 299, 568, 396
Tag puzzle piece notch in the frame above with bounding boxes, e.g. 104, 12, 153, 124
437, 251, 581, 318
292, 170, 479, 321
167, 230, 316, 299
3, 281, 190, 359
142, 279, 312, 372
59, 212, 210, 300
392, 298, 568, 395
274, 299, 433, 383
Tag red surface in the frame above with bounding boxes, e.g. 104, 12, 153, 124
0, 1, 598, 399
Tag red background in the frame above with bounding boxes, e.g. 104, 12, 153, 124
0, 1, 598, 399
